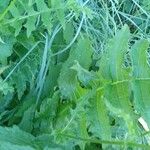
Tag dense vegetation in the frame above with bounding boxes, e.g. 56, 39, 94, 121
1, 0, 150, 149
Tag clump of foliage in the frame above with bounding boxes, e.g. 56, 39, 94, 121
0, 0, 150, 150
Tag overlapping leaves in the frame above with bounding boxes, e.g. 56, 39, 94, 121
1, 0, 150, 150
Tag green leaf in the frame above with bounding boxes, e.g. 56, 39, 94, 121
36, 0, 52, 33
88, 89, 111, 141
0, 36, 15, 64
34, 91, 59, 135
12, 70, 27, 99
0, 0, 10, 14
19, 104, 35, 132
71, 60, 98, 88
0, 66, 9, 75
79, 113, 89, 150
99, 25, 139, 139
63, 22, 74, 44
58, 37, 93, 98
99, 25, 130, 81
42, 63, 61, 98
9, 3, 24, 36
54, 89, 92, 149
0, 125, 64, 149
131, 39, 150, 78
8, 94, 35, 126
130, 39, 150, 127
0, 126, 35, 147
142, 0, 150, 11
24, 6, 37, 38
51, 0, 65, 27
0, 142, 35, 150
0, 78, 14, 95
